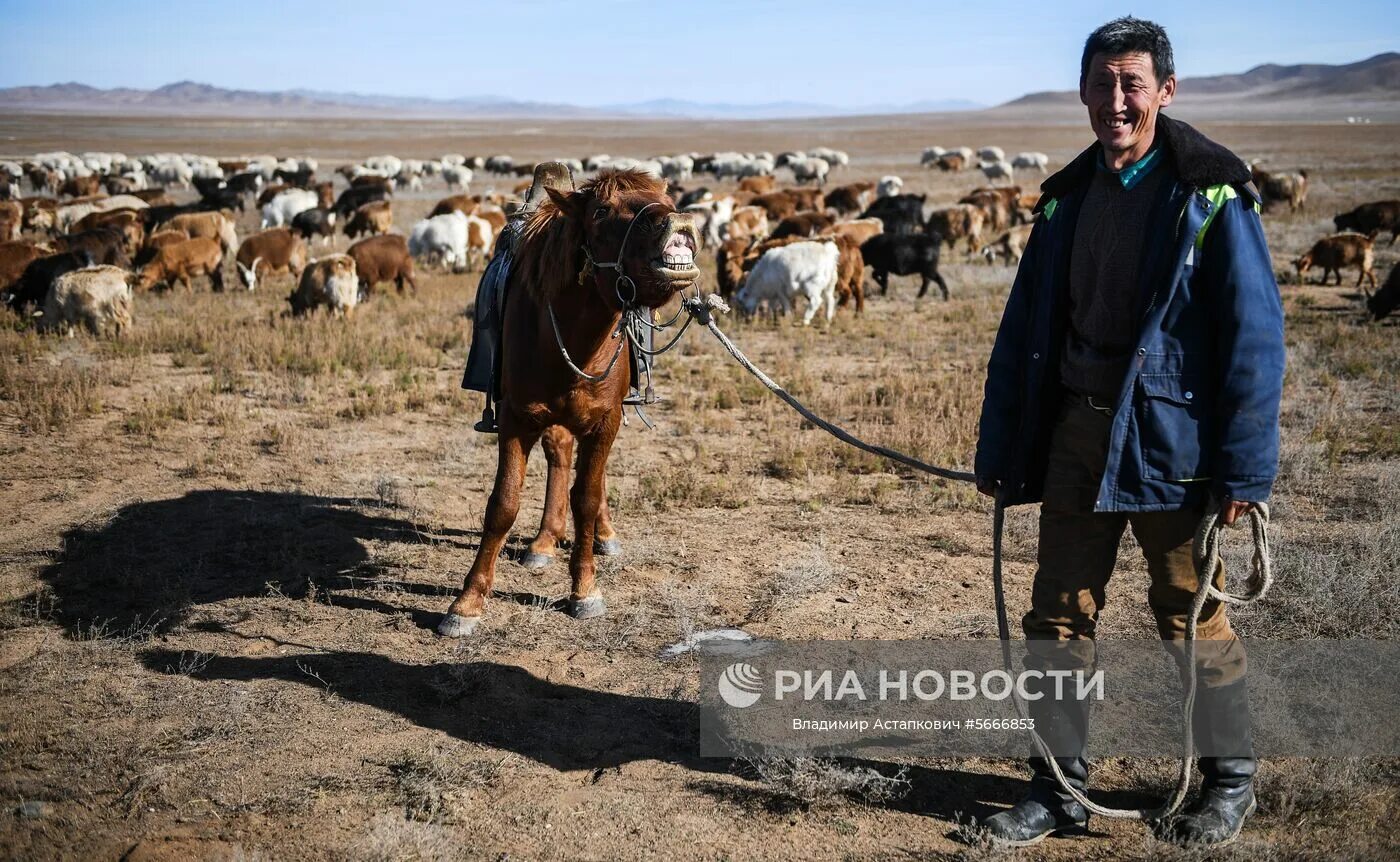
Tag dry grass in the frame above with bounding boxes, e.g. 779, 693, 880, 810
739, 756, 911, 809
0, 116, 1396, 861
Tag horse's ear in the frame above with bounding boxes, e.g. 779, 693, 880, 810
546, 187, 584, 220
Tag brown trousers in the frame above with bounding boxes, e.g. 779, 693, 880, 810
1024, 395, 1246, 686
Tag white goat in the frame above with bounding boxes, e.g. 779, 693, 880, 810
735, 241, 840, 326
261, 189, 319, 229
409, 211, 469, 271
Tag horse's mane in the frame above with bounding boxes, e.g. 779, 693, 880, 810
516, 169, 668, 304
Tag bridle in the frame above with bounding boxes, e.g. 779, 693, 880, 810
548, 200, 696, 386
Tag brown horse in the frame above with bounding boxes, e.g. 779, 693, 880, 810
439, 169, 700, 637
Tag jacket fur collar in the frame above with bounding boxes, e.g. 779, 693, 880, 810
1039, 113, 1257, 206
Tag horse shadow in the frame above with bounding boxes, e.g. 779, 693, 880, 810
35, 489, 479, 637
136, 645, 1152, 826
41, 489, 1153, 827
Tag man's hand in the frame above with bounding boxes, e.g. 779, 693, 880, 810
977, 478, 999, 499
1220, 500, 1256, 526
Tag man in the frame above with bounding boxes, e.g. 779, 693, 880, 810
973, 17, 1285, 848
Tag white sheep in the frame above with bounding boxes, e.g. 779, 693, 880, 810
735, 241, 840, 326
43, 265, 132, 336
409, 211, 469, 271
809, 147, 849, 168
1012, 151, 1050, 173
977, 146, 1006, 163
877, 175, 904, 198
261, 189, 320, 229
788, 157, 830, 186
441, 164, 473, 191
979, 160, 1015, 185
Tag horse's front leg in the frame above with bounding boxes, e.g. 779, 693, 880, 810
566, 421, 620, 620
523, 425, 573, 570
439, 422, 541, 637
594, 479, 621, 556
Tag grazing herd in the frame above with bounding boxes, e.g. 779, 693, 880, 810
0, 142, 1397, 338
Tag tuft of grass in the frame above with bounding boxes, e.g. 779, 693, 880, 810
0, 356, 105, 434
351, 812, 463, 862
122, 387, 213, 436
387, 746, 506, 823
748, 540, 840, 622
739, 756, 910, 809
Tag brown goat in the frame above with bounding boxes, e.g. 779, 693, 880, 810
234, 228, 308, 291
1252, 166, 1308, 212
348, 233, 417, 295
823, 182, 874, 216
822, 217, 884, 246
737, 175, 776, 195
749, 191, 801, 222
0, 240, 53, 293
715, 237, 753, 298
74, 209, 145, 255
135, 237, 224, 292
927, 204, 987, 253
1334, 200, 1400, 245
770, 210, 835, 240
344, 200, 393, 239
431, 194, 479, 218
1294, 232, 1378, 294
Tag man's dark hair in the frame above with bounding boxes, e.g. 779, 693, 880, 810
1080, 17, 1175, 87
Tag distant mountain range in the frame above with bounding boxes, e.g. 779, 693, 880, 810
1003, 52, 1400, 108
1, 53, 1395, 120
0, 81, 983, 120
597, 98, 984, 118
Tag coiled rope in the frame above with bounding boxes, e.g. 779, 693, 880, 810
680, 293, 1274, 821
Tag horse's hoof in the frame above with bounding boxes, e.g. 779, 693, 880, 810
569, 595, 607, 620
437, 613, 481, 638
520, 552, 554, 570
593, 538, 622, 556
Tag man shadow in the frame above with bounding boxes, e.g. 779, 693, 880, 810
35, 489, 479, 637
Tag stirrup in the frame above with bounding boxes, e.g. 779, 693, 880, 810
473, 402, 498, 434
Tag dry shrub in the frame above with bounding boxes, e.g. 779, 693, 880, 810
739, 756, 910, 809
387, 746, 505, 823
1256, 759, 1393, 824
352, 812, 465, 862
749, 540, 840, 621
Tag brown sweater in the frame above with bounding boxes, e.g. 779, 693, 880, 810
1060, 161, 1169, 401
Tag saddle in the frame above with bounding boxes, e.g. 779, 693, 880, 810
461, 161, 660, 433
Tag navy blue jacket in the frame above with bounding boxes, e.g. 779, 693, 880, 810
974, 115, 1285, 511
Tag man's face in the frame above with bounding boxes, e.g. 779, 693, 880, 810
1080, 51, 1175, 166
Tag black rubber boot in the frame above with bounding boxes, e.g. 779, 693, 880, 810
982, 756, 1091, 847
982, 670, 1091, 846
1167, 678, 1257, 847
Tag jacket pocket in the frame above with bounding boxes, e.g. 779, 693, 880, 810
1136, 373, 1213, 482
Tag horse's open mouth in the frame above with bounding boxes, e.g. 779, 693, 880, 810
652, 230, 699, 277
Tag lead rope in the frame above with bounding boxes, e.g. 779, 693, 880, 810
680, 293, 1274, 823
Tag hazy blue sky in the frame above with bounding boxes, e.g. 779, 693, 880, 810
1, 0, 1395, 106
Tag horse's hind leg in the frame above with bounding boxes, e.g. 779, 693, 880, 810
567, 422, 620, 620
594, 480, 620, 557
439, 424, 541, 637
523, 425, 573, 570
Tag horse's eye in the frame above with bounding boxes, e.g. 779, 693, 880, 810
592, 206, 609, 221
